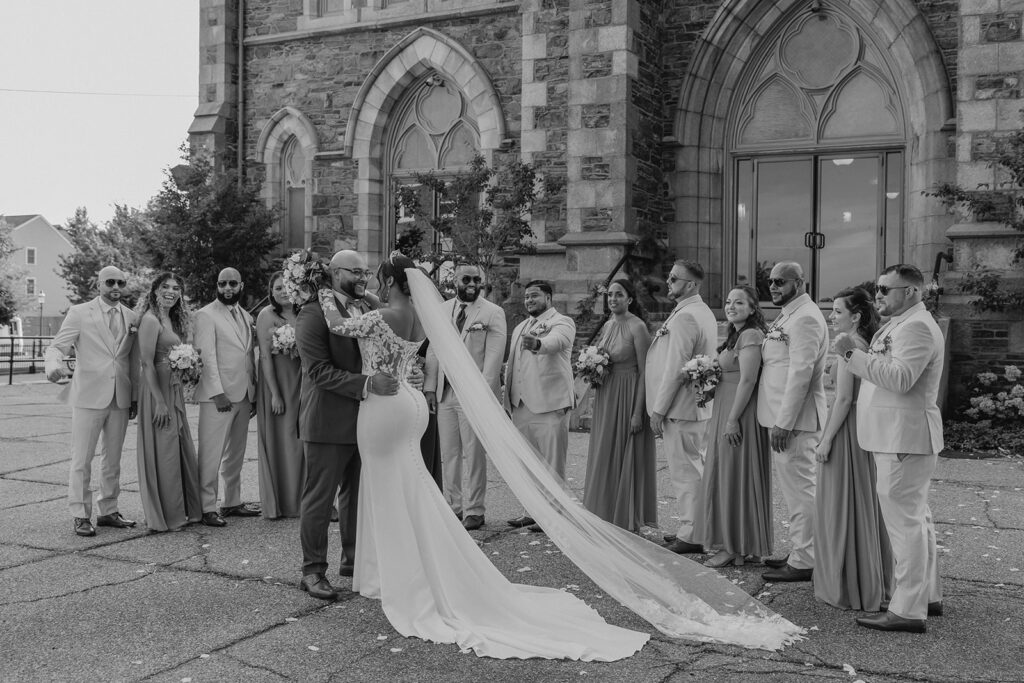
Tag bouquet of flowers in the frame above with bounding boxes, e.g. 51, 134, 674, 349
282, 249, 330, 305
167, 343, 203, 402
681, 354, 722, 407
271, 323, 299, 358
575, 345, 612, 387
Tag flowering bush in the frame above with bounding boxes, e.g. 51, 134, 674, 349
962, 365, 1024, 422
575, 345, 611, 387
681, 354, 722, 407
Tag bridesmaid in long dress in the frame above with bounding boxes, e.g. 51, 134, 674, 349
582, 279, 658, 532
701, 285, 773, 567
813, 286, 893, 610
136, 272, 202, 532
255, 271, 305, 519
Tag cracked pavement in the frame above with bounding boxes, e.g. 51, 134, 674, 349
1, 382, 1022, 682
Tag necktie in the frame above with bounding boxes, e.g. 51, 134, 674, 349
230, 306, 246, 338
108, 307, 123, 339
456, 303, 467, 332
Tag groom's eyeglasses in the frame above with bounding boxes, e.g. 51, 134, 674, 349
217, 280, 240, 288
334, 267, 372, 280
460, 276, 483, 285
876, 284, 915, 296
103, 279, 126, 288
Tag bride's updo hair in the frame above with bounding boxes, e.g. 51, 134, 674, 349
378, 250, 417, 296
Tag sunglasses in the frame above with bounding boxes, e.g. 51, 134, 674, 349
335, 267, 373, 279
768, 278, 795, 288
217, 280, 240, 288
460, 276, 483, 285
104, 279, 126, 288
876, 284, 914, 296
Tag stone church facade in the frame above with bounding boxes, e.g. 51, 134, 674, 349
190, 0, 1024, 397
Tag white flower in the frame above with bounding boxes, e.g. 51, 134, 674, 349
1005, 365, 1022, 382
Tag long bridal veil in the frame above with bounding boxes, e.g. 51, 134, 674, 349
407, 269, 805, 651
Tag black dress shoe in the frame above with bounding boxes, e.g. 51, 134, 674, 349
454, 511, 464, 522
762, 565, 813, 582
879, 600, 943, 617
507, 516, 535, 528
338, 564, 354, 577
665, 539, 704, 554
763, 554, 790, 568
526, 523, 544, 533
220, 503, 260, 517
201, 512, 227, 527
463, 515, 485, 531
96, 512, 137, 528
300, 573, 339, 600
856, 611, 926, 633
663, 534, 677, 544
73, 517, 96, 537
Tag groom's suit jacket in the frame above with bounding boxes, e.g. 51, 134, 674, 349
44, 297, 139, 409
848, 302, 944, 455
645, 294, 718, 422
295, 296, 371, 445
194, 300, 256, 403
756, 293, 828, 432
503, 306, 576, 414
424, 296, 507, 399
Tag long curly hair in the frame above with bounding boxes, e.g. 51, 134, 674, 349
268, 270, 301, 316
834, 286, 879, 343
136, 271, 191, 338
718, 284, 767, 353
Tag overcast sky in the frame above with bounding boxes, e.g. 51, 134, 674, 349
0, 1, 199, 227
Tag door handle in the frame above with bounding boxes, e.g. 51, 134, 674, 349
804, 232, 814, 248
816, 233, 825, 248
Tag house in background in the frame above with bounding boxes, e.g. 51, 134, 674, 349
3, 214, 73, 335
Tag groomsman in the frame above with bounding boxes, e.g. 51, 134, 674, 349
194, 268, 258, 527
757, 261, 828, 582
424, 264, 507, 531
837, 264, 944, 633
646, 260, 718, 554
44, 266, 139, 536
504, 280, 575, 532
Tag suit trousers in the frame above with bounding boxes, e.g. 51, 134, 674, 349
198, 399, 251, 512
300, 441, 360, 576
873, 452, 942, 620
512, 404, 568, 478
68, 398, 129, 518
438, 390, 486, 516
772, 429, 819, 569
662, 418, 707, 543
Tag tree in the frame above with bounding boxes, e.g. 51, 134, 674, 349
145, 150, 280, 306
0, 216, 27, 327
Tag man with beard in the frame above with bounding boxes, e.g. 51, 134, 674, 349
194, 267, 258, 527
424, 264, 507, 531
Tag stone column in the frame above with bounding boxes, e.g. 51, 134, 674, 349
188, 0, 239, 167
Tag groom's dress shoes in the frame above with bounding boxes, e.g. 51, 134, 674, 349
762, 565, 813, 582
96, 512, 136, 528
463, 515, 485, 531
763, 554, 790, 569
73, 517, 96, 537
201, 512, 227, 527
338, 563, 354, 578
220, 503, 260, 517
507, 516, 535, 528
856, 611, 926, 633
879, 600, 943, 617
526, 523, 544, 533
300, 574, 339, 601
665, 539, 704, 554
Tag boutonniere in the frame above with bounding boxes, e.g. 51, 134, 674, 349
466, 322, 487, 333
532, 321, 550, 335
654, 324, 669, 339
127, 323, 138, 336
764, 328, 789, 345
869, 335, 892, 356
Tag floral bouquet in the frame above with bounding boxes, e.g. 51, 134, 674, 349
283, 249, 330, 305
271, 323, 299, 358
167, 343, 203, 402
681, 354, 722, 407
575, 345, 612, 387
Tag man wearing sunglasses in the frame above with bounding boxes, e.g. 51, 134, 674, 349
757, 261, 828, 583
424, 264, 507, 531
45, 265, 140, 537
194, 267, 258, 527
835, 264, 944, 633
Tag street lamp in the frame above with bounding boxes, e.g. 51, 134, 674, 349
34, 291, 45, 368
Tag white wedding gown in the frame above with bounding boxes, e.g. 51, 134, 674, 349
323, 301, 648, 660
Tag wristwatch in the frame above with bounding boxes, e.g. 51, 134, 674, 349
843, 349, 854, 361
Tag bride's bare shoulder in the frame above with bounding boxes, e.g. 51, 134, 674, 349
378, 306, 417, 340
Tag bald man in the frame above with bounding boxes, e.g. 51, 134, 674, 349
194, 267, 258, 526
45, 265, 140, 537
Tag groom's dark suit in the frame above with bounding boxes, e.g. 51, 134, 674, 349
296, 296, 369, 576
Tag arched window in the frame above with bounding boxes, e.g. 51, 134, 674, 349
281, 136, 309, 252
729, 8, 906, 305
255, 107, 318, 254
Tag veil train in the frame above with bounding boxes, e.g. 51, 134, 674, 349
407, 268, 805, 651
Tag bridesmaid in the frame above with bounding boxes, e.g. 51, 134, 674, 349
701, 285, 772, 567
813, 286, 893, 610
582, 279, 658, 532
255, 271, 305, 519
136, 272, 202, 532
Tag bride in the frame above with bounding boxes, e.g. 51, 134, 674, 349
319, 252, 804, 659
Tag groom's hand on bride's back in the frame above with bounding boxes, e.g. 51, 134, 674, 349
368, 373, 399, 396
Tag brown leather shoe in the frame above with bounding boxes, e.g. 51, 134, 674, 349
507, 516, 535, 528
73, 517, 95, 537
665, 539, 704, 554
300, 573, 339, 600
220, 503, 260, 517
762, 565, 813, 582
463, 515, 485, 531
879, 600, 943, 617
201, 512, 227, 527
856, 611, 926, 633
763, 554, 790, 568
96, 512, 137, 528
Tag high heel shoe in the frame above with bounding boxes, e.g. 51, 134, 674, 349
703, 551, 743, 568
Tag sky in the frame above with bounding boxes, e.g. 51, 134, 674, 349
0, 1, 200, 228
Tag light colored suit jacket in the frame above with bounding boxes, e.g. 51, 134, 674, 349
194, 300, 256, 403
849, 302, 944, 455
44, 298, 139, 409
756, 293, 828, 432
503, 306, 576, 414
425, 296, 507, 398
645, 295, 718, 421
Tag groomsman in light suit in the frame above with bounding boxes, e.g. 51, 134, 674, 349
504, 280, 575, 532
424, 264, 507, 531
836, 264, 944, 633
194, 267, 258, 527
45, 266, 139, 537
646, 260, 718, 555
757, 261, 828, 582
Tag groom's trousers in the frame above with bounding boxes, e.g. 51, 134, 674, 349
300, 441, 360, 575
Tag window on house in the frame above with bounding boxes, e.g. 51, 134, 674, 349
26, 247, 36, 265
26, 278, 36, 296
